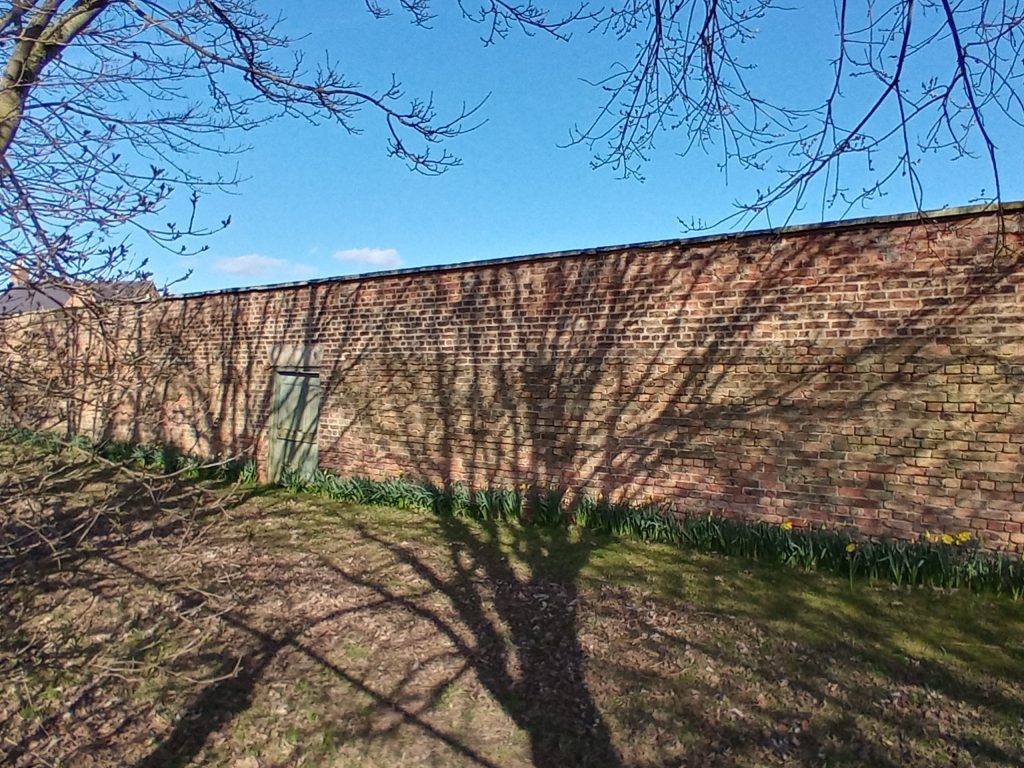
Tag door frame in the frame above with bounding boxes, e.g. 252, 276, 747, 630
267, 367, 322, 484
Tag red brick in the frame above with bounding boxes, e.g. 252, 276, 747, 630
3, 206, 1023, 550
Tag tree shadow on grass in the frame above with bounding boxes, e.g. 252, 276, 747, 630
5, 443, 1023, 768
93, 501, 623, 768
97, 551, 510, 768
0, 447, 512, 767
334, 511, 623, 768
588, 544, 1024, 767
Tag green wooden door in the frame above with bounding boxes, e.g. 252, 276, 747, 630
268, 370, 321, 483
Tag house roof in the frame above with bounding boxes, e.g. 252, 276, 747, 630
0, 280, 158, 316
0, 285, 71, 316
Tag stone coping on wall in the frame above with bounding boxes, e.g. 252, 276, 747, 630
175, 201, 1024, 301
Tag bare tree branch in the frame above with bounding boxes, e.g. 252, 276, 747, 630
569, 0, 1021, 227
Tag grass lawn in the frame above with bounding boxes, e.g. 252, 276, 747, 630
1, 441, 1023, 767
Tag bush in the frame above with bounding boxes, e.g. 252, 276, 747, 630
1, 427, 254, 485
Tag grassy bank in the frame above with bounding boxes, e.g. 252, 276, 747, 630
2, 440, 1022, 766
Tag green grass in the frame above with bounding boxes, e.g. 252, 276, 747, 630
271, 492, 1024, 698
9, 425, 1022, 597
282, 495, 1024, 765
284, 466, 1024, 598
3, 441, 1023, 767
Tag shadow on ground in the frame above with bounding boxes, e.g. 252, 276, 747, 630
2, 444, 1023, 767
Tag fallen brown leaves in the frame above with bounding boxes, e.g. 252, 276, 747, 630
1, 443, 1022, 767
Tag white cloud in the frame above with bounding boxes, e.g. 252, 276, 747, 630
333, 247, 402, 270
213, 253, 291, 276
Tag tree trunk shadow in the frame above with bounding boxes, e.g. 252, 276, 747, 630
133, 643, 282, 768
350, 513, 623, 768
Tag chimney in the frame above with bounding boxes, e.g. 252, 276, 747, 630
7, 261, 28, 287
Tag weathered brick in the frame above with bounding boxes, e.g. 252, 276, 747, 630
3, 205, 1023, 550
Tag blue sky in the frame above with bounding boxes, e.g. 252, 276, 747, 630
141, 2, 1024, 293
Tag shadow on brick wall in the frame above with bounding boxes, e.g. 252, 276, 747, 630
4, 212, 1020, 548
3, 216, 1024, 767
302, 213, 1024, 547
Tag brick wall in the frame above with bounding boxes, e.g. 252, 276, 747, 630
4, 205, 1024, 548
